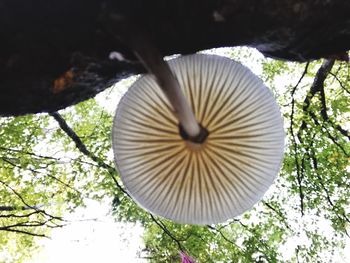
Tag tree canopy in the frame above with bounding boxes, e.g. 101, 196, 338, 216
0, 47, 349, 262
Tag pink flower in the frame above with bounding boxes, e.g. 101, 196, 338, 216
180, 251, 196, 263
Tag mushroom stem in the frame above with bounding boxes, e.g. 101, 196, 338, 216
132, 40, 201, 138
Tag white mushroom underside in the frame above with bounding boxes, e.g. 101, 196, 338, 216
112, 54, 285, 224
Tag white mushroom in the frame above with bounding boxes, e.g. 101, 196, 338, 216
112, 54, 284, 224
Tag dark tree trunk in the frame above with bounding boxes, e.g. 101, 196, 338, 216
1, 0, 349, 116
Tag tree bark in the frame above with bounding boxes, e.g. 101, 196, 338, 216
1, 0, 349, 116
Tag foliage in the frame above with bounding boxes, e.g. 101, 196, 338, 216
0, 47, 349, 262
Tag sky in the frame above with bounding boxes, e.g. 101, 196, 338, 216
28, 199, 146, 263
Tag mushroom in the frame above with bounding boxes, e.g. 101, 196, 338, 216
112, 53, 284, 224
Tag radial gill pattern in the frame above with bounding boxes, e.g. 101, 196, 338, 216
112, 54, 285, 224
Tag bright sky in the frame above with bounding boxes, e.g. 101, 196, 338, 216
28, 199, 146, 263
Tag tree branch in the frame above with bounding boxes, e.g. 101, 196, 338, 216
290, 63, 309, 216
317, 75, 350, 140
0, 228, 48, 238
0, 179, 63, 221
304, 60, 334, 110
1, 154, 82, 196
0, 146, 59, 161
307, 146, 350, 237
0, 179, 65, 237
299, 59, 349, 140
308, 112, 349, 156
262, 201, 291, 230
207, 224, 244, 252
49, 112, 129, 197
149, 214, 184, 252
329, 72, 350, 95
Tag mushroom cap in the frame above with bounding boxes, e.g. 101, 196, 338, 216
112, 54, 284, 224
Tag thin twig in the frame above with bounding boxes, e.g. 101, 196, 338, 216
0, 228, 48, 238
329, 72, 350, 95
262, 201, 291, 230
207, 225, 243, 252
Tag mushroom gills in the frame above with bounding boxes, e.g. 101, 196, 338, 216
112, 54, 285, 224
